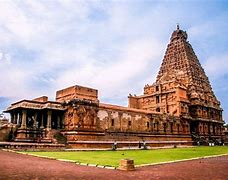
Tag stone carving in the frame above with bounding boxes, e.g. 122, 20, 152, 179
75, 105, 86, 128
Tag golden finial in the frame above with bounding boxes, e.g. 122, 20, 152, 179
177, 23, 180, 30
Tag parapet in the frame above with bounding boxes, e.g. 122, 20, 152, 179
56, 85, 98, 103
32, 96, 48, 102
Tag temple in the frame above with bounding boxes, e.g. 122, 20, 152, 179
4, 26, 224, 148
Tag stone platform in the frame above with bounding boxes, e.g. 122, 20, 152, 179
67, 140, 193, 149
63, 130, 193, 149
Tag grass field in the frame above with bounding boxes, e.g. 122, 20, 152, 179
26, 146, 228, 167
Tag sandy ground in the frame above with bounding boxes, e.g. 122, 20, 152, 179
0, 149, 227, 180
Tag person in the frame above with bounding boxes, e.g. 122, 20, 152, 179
138, 141, 141, 149
112, 141, 117, 150
114, 141, 117, 149
143, 140, 147, 149
27, 117, 31, 128
221, 139, 224, 146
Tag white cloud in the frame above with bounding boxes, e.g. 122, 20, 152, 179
0, 1, 165, 103
204, 54, 228, 78
0, 0, 227, 125
0, 1, 93, 99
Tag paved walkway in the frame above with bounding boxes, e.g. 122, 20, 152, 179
0, 150, 227, 179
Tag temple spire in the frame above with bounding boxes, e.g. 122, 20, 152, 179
156, 27, 220, 109
177, 23, 180, 30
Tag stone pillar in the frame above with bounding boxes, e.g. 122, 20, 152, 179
47, 110, 52, 130
107, 111, 111, 129
33, 113, 37, 128
131, 114, 136, 131
118, 112, 123, 131
57, 116, 61, 129
210, 124, 213, 135
166, 122, 170, 134
40, 113, 44, 129
156, 121, 159, 132
17, 113, 20, 125
165, 94, 168, 113
202, 123, 204, 134
208, 123, 211, 134
176, 123, 180, 134
10, 112, 13, 124
13, 113, 17, 124
61, 114, 65, 129
21, 110, 27, 129
159, 121, 164, 133
186, 124, 190, 134
215, 126, 218, 135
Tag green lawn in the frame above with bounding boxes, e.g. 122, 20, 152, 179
25, 146, 228, 167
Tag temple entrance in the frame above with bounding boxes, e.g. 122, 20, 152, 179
190, 121, 199, 134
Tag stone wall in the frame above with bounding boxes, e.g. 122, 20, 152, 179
32, 96, 48, 102
63, 101, 191, 136
56, 85, 98, 103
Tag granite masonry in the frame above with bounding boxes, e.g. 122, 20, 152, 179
4, 26, 224, 148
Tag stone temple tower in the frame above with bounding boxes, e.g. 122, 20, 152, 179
128, 25, 224, 139
156, 25, 220, 110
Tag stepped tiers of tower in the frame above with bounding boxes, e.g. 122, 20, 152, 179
128, 26, 223, 138
4, 27, 224, 149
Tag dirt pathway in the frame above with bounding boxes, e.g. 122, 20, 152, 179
0, 150, 227, 180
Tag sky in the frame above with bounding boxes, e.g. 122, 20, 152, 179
0, 0, 228, 123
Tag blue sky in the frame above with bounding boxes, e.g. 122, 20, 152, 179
0, 0, 228, 123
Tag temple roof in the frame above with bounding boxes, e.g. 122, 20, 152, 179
170, 24, 188, 41
156, 25, 221, 109
4, 99, 66, 112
